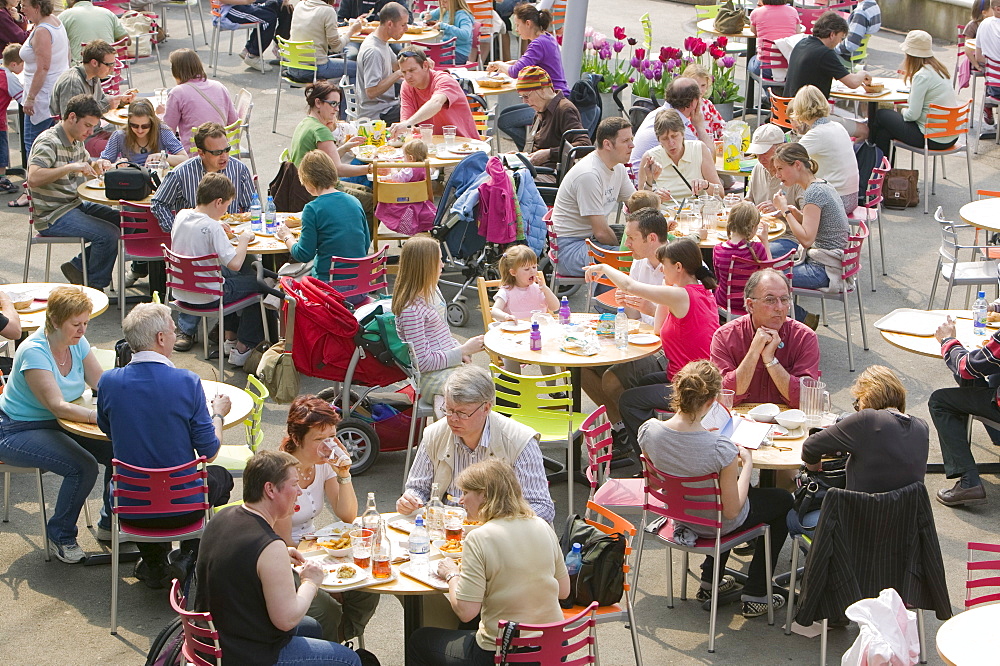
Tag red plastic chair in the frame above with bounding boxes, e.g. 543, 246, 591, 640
162, 244, 269, 378
22, 183, 89, 286
110, 457, 210, 635
974, 55, 1000, 155
633, 455, 775, 653
748, 40, 789, 126
494, 601, 598, 664
580, 406, 644, 512
413, 37, 457, 68
169, 578, 223, 665
849, 155, 890, 288
798, 7, 829, 34
966, 541, 1000, 608
328, 244, 390, 303
717, 248, 795, 321
544, 209, 586, 295
118, 202, 171, 323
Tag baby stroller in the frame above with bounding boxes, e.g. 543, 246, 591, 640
281, 276, 417, 474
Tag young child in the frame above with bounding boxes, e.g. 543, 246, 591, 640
713, 201, 773, 312
375, 138, 437, 236
622, 189, 676, 249
490, 244, 559, 374
0, 43, 24, 194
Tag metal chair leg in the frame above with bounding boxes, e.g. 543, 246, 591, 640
37, 469, 49, 561
764, 527, 774, 626
843, 294, 855, 372
877, 208, 886, 276
917, 608, 926, 663
785, 534, 799, 634
820, 618, 828, 665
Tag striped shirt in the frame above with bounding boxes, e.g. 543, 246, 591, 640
101, 127, 185, 166
836, 0, 881, 59
150, 155, 254, 231
942, 334, 1000, 406
396, 292, 462, 373
405, 417, 556, 523
27, 124, 87, 231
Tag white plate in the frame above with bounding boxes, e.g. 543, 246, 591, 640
321, 562, 368, 586
84, 179, 104, 189
398, 560, 450, 590
628, 334, 660, 345
388, 518, 415, 534
500, 321, 531, 332
310, 521, 356, 539
446, 140, 489, 155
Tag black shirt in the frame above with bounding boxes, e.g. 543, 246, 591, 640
782, 35, 850, 99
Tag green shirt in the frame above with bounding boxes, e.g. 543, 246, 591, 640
60, 1, 129, 64
288, 115, 336, 167
28, 124, 87, 230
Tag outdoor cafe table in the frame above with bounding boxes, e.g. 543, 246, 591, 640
352, 136, 493, 169
447, 68, 518, 98
350, 23, 440, 43
4, 283, 110, 333
959, 197, 1000, 233
77, 180, 153, 206
936, 601, 1000, 666
829, 77, 909, 119
695, 19, 758, 115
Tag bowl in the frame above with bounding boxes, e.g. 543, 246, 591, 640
433, 539, 463, 558
774, 409, 806, 430
316, 538, 353, 557
5, 291, 32, 310
387, 137, 405, 148
747, 403, 781, 423
863, 83, 884, 93
462, 520, 481, 535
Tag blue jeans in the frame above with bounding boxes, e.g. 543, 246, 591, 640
0, 411, 113, 544
786, 508, 820, 536
177, 262, 266, 347
275, 616, 361, 666
39, 202, 121, 289
0, 129, 9, 169
790, 259, 829, 321
747, 56, 773, 81
222, 0, 281, 56
558, 236, 617, 277
23, 116, 54, 156
497, 103, 536, 151
289, 57, 357, 83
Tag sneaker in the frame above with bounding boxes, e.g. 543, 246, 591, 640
696, 574, 742, 602
122, 269, 143, 288
95, 525, 113, 542
224, 339, 238, 355
242, 53, 273, 73
742, 593, 786, 618
228, 345, 254, 367
50, 540, 87, 564
173, 331, 196, 352
61, 261, 84, 285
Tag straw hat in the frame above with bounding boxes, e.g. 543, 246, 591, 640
901, 30, 934, 59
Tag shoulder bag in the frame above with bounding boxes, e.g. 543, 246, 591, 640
104, 162, 156, 201
713, 0, 746, 35
883, 168, 919, 209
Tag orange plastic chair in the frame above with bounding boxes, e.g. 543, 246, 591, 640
585, 239, 633, 312
496, 601, 598, 663
169, 579, 223, 665
549, 0, 568, 38
467, 0, 495, 62
767, 91, 794, 130
966, 541, 1000, 608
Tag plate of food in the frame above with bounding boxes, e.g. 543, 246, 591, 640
628, 333, 660, 345
987, 312, 1000, 328
278, 213, 302, 228
222, 212, 252, 224
500, 321, 531, 332
321, 562, 367, 586
84, 178, 105, 189
447, 139, 490, 155
433, 539, 463, 558
308, 520, 356, 540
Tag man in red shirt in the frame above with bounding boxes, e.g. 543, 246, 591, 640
711, 268, 820, 407
390, 49, 479, 140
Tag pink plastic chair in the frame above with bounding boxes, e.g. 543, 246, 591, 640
580, 406, 644, 512
494, 601, 599, 664
328, 244, 389, 303
22, 183, 89, 286
798, 7, 829, 34
748, 39, 789, 126
633, 455, 774, 653
849, 155, 890, 288
169, 579, 223, 665
413, 37, 457, 68
118, 202, 171, 322
717, 248, 795, 321
544, 209, 585, 294
966, 541, 1000, 608
110, 457, 210, 634
162, 244, 269, 378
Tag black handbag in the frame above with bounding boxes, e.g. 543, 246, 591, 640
104, 162, 157, 201
792, 456, 848, 520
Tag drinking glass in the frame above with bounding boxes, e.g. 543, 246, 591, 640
723, 193, 743, 209
443, 125, 458, 150
718, 389, 735, 412
444, 507, 465, 542
350, 529, 374, 570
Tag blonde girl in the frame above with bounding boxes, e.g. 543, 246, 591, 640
713, 201, 772, 311
375, 138, 437, 235
490, 245, 559, 323
425, 0, 474, 64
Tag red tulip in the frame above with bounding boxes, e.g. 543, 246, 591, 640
715, 36, 728, 49
635, 47, 645, 60
613, 26, 626, 41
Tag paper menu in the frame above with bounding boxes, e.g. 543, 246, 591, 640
701, 402, 773, 450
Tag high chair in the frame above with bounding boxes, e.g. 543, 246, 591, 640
372, 160, 434, 262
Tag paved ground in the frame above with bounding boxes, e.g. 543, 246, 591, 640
1, 2, 998, 664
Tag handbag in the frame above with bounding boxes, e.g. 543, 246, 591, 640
883, 168, 919, 209
104, 162, 156, 201
255, 338, 300, 403
713, 0, 746, 35
792, 456, 847, 520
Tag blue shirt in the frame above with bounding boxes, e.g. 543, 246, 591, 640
289, 190, 371, 280
100, 127, 185, 166
0, 330, 89, 421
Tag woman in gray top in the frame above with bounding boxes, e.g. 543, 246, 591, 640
639, 360, 793, 619
768, 142, 851, 323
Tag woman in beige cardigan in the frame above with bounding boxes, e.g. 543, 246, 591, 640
289, 0, 363, 81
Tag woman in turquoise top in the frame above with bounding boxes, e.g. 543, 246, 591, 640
0, 287, 111, 564
275, 149, 371, 302
425, 0, 475, 65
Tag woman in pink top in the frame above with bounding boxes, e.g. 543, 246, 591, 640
586, 237, 719, 459
749, 0, 801, 78
160, 49, 239, 153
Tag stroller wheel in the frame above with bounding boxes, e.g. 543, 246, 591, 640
446, 301, 469, 327
337, 418, 380, 475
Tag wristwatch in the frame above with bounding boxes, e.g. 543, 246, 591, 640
337, 474, 353, 485
445, 571, 460, 583
764, 357, 780, 368
211, 413, 225, 421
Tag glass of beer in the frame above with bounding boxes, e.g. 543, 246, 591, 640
372, 548, 392, 579
445, 507, 466, 542
350, 529, 373, 570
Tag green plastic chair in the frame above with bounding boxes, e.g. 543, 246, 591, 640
211, 374, 269, 474
187, 118, 246, 157
489, 364, 587, 510
850, 34, 870, 67
273, 36, 319, 133
213, 499, 243, 514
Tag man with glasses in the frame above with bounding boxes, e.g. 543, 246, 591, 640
49, 40, 134, 119
151, 122, 254, 235
356, 2, 408, 124
389, 48, 479, 140
396, 365, 554, 523
711, 268, 820, 407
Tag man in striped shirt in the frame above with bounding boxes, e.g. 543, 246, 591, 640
397, 365, 555, 523
26, 94, 119, 289
150, 122, 255, 233
835, 0, 881, 62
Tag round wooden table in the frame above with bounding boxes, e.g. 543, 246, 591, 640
878, 309, 981, 358
350, 25, 440, 43
733, 403, 809, 471
959, 198, 1000, 234
76, 181, 153, 206
353, 136, 492, 168
829, 77, 909, 119
936, 601, 1000, 665
102, 107, 130, 126
448, 69, 517, 97
4, 283, 110, 333
57, 379, 254, 440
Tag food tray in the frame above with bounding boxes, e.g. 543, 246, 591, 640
398, 560, 450, 590
388, 517, 415, 534
300, 552, 388, 592
873, 308, 950, 337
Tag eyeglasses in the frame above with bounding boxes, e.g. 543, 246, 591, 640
317, 98, 340, 108
129, 122, 151, 130
517, 91, 534, 101
101, 60, 116, 67
748, 295, 793, 307
444, 402, 487, 420
201, 148, 228, 156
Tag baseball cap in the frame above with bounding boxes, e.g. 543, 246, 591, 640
747, 123, 787, 154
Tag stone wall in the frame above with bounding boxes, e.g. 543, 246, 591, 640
882, 0, 971, 42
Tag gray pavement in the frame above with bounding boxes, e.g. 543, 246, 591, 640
1, 2, 997, 664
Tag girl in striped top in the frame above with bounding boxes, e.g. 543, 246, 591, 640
713, 201, 772, 313
391, 236, 485, 410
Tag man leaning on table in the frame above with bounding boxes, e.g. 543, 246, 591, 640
389, 47, 479, 140
356, 2, 408, 125
928, 314, 998, 507
396, 365, 555, 524
710, 268, 820, 407
97, 303, 235, 588
49, 40, 134, 119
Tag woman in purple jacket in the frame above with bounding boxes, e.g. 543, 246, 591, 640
0, 0, 28, 52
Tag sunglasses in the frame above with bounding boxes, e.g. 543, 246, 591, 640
102, 60, 116, 67
201, 148, 228, 156
398, 50, 421, 59
317, 98, 340, 108
129, 122, 151, 130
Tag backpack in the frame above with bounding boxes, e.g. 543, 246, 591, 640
114, 338, 133, 367
883, 168, 920, 209
358, 303, 412, 368
853, 140, 884, 205
559, 514, 626, 608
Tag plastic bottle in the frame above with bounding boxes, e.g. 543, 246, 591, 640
361, 492, 380, 535
408, 516, 430, 576
265, 195, 278, 235
249, 193, 262, 233
530, 322, 542, 351
614, 306, 629, 350
559, 296, 571, 325
974, 291, 989, 336
565, 542, 583, 575
426, 483, 445, 541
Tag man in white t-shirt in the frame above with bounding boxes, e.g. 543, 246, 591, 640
356, 2, 408, 124
746, 123, 804, 213
170, 173, 266, 365
551, 116, 659, 276
975, 1, 1000, 137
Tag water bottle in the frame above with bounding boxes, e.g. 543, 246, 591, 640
426, 483, 445, 541
249, 193, 262, 233
974, 291, 988, 336
408, 516, 430, 577
265, 195, 277, 235
565, 542, 583, 576
529, 322, 542, 351
559, 296, 571, 325
615, 306, 629, 350
361, 492, 379, 535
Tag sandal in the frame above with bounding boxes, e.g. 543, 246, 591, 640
0, 178, 16, 194
7, 196, 28, 207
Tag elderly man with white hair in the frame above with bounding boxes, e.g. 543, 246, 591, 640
396, 364, 555, 523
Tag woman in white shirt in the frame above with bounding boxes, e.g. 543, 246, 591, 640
642, 108, 722, 198
788, 85, 859, 214
871, 30, 959, 158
